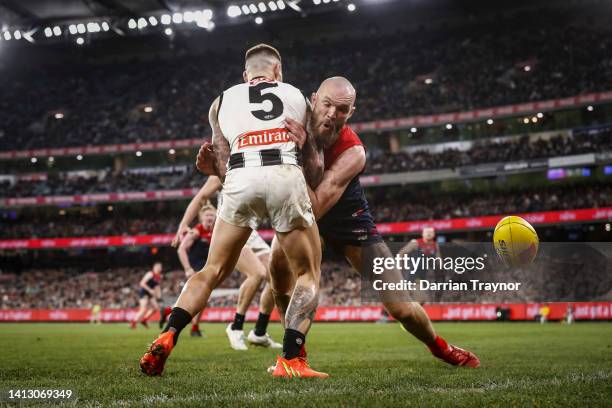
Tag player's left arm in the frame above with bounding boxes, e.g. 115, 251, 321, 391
309, 145, 366, 220
208, 97, 230, 181
177, 230, 198, 275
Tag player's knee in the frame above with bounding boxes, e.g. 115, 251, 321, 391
384, 301, 418, 322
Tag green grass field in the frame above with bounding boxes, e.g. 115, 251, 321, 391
0, 322, 611, 407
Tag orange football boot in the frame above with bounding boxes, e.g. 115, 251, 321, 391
140, 331, 174, 376
272, 356, 329, 379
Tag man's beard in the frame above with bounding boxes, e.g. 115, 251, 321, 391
312, 120, 340, 149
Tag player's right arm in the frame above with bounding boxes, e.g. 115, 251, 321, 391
177, 229, 199, 276
209, 97, 231, 181
171, 176, 222, 247
308, 145, 366, 220
139, 272, 155, 296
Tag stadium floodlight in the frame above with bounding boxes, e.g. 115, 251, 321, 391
242, 5, 251, 14
347, 3, 356, 11
76, 154, 83, 160
228, 5, 242, 17
228, 5, 241, 17
161, 14, 171, 25
54, 112, 64, 119
586, 105, 594, 111
249, 4, 258, 13
53, 26, 61, 36
169, 148, 176, 155
143, 106, 153, 113
201, 9, 213, 20
258, 2, 267, 12
148, 16, 158, 26
14, 30, 22, 40
44, 27, 53, 38
255, 16, 263, 24
269, 1, 278, 11
445, 123, 453, 130
77, 23, 86, 34
76, 37, 84, 45
3, 31, 11, 40
531, 117, 538, 123
536, 112, 544, 118
164, 27, 173, 36
313, 0, 321, 4
48, 156, 55, 163
137, 18, 147, 29
184, 11, 194, 23
277, 1, 286, 10
410, 127, 417, 133
69, 24, 78, 34
102, 22, 110, 31
136, 151, 143, 157
128, 19, 137, 29
207, 21, 216, 31
31, 157, 37, 163
523, 118, 529, 124
524, 65, 531, 72
424, 78, 433, 84
172, 13, 183, 24
487, 118, 494, 125
323, 0, 331, 3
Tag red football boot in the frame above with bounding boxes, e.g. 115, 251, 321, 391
428, 336, 480, 368
140, 332, 174, 376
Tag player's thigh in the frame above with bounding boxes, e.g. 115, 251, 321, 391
275, 223, 322, 277
150, 297, 160, 309
235, 246, 266, 280
205, 217, 252, 274
139, 297, 149, 308
344, 242, 393, 275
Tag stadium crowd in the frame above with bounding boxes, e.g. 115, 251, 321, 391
0, 261, 359, 309
0, 6, 610, 151
2, 131, 610, 199
1, 182, 608, 239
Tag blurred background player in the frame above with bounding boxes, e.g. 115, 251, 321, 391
398, 227, 441, 260
398, 227, 442, 301
175, 196, 281, 349
131, 262, 163, 329
90, 302, 102, 324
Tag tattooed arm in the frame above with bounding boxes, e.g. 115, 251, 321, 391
208, 96, 230, 181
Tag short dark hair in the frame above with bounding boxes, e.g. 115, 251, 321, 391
245, 43, 282, 64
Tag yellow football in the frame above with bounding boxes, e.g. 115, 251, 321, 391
493, 216, 539, 267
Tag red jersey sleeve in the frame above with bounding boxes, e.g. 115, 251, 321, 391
324, 126, 364, 170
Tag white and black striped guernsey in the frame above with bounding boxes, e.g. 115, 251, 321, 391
217, 77, 307, 170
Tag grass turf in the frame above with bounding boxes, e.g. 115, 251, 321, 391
0, 322, 611, 407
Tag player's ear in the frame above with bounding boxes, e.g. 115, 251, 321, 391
243, 71, 248, 82
310, 92, 317, 106
274, 63, 283, 82
347, 105, 356, 119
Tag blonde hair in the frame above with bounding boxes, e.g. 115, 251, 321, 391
199, 200, 217, 214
